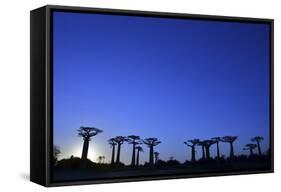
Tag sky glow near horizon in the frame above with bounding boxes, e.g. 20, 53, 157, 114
53, 11, 270, 165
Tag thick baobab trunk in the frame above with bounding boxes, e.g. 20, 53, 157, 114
149, 146, 154, 166
216, 142, 220, 159
116, 144, 121, 163
201, 146, 205, 160
257, 141, 261, 156
205, 146, 211, 160
81, 138, 90, 161
131, 144, 136, 166
136, 150, 140, 167
230, 142, 234, 159
191, 146, 195, 162
111, 145, 115, 164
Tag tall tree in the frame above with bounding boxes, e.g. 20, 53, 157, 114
222, 136, 238, 159
114, 136, 128, 164
154, 152, 160, 162
127, 135, 141, 167
243, 143, 257, 156
203, 140, 216, 160
184, 139, 199, 162
197, 141, 206, 160
143, 138, 161, 166
251, 136, 264, 156
211, 137, 222, 159
108, 138, 117, 164
136, 146, 143, 167
78, 126, 103, 165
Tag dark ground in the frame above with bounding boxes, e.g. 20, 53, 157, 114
52, 155, 271, 182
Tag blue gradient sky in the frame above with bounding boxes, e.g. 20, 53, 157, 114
53, 11, 270, 164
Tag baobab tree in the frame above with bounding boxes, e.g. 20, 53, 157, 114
136, 146, 143, 167
127, 135, 141, 167
243, 143, 257, 156
98, 156, 103, 164
97, 156, 105, 163
251, 136, 264, 156
222, 136, 238, 159
211, 137, 222, 159
143, 138, 161, 166
184, 139, 199, 162
197, 141, 206, 160
53, 145, 61, 165
203, 140, 216, 160
78, 126, 103, 164
154, 152, 160, 162
108, 138, 117, 164
114, 136, 128, 164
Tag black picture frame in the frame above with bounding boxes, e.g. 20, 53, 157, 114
30, 5, 274, 187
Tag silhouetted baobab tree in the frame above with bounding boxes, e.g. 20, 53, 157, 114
98, 156, 103, 164
211, 137, 222, 159
127, 135, 141, 167
154, 152, 160, 162
184, 139, 199, 162
78, 126, 103, 164
203, 140, 216, 160
136, 146, 143, 167
143, 138, 161, 166
243, 143, 257, 156
222, 136, 238, 159
251, 136, 264, 156
53, 145, 61, 165
114, 136, 128, 164
197, 141, 206, 160
108, 138, 117, 164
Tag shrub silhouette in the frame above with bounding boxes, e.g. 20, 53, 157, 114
57, 157, 95, 169
166, 159, 181, 166
154, 159, 167, 167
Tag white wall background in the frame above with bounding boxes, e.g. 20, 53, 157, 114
0, 0, 279, 191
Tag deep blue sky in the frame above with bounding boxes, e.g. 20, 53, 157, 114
53, 11, 270, 164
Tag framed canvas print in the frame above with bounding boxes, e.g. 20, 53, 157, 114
30, 5, 274, 187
